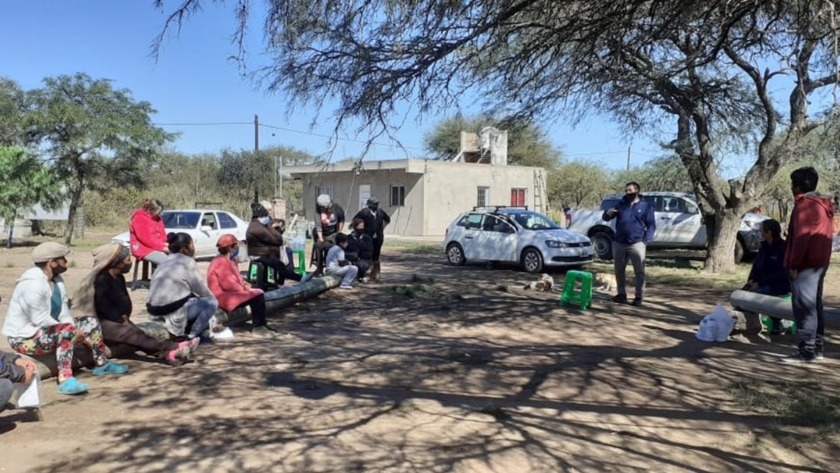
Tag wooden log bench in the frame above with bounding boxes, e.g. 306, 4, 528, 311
24, 275, 341, 380
729, 289, 840, 336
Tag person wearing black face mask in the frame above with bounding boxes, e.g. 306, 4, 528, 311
353, 197, 391, 281
3, 242, 129, 395
345, 218, 374, 281
148, 233, 219, 343
602, 181, 656, 306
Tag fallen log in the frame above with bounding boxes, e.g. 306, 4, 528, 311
729, 290, 840, 331
26, 276, 341, 380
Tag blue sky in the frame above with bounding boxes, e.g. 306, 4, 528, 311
0, 1, 666, 169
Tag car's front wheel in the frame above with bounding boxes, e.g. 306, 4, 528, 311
590, 231, 614, 260
521, 248, 544, 273
446, 243, 466, 266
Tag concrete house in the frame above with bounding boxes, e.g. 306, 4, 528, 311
284, 128, 548, 236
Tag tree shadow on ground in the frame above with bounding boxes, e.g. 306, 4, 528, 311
24, 248, 840, 472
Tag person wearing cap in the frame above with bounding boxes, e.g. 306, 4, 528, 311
2, 242, 129, 396
129, 198, 170, 266
246, 202, 290, 286
73, 243, 197, 366
353, 196, 390, 281
147, 233, 219, 343
312, 194, 345, 275
208, 234, 276, 335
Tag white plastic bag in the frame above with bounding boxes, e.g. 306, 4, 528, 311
696, 303, 735, 342
14, 372, 41, 409
211, 327, 235, 341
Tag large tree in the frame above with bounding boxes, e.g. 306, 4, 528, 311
0, 147, 63, 246
550, 160, 611, 208
0, 78, 34, 147
29, 73, 175, 244
155, 0, 840, 272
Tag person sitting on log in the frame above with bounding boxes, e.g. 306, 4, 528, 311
208, 234, 277, 336
2, 242, 129, 396
325, 233, 359, 290
743, 218, 791, 335
73, 243, 197, 366
147, 233, 219, 344
346, 218, 374, 282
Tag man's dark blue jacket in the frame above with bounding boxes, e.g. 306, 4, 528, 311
748, 239, 790, 296
602, 198, 656, 245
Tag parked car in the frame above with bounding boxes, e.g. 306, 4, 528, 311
566, 192, 768, 262
444, 206, 594, 273
112, 209, 249, 259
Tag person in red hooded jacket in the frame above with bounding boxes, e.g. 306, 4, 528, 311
207, 234, 276, 335
782, 166, 835, 363
129, 198, 170, 265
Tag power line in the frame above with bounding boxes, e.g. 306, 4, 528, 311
153, 120, 428, 152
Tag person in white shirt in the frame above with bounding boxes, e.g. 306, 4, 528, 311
325, 233, 358, 289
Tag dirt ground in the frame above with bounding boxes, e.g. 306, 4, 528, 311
0, 235, 839, 472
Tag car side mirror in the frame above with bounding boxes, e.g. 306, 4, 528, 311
200, 225, 212, 232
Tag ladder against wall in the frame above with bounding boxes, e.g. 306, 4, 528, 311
533, 169, 547, 214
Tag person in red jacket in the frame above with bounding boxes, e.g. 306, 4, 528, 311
207, 234, 276, 336
783, 166, 835, 363
129, 198, 170, 265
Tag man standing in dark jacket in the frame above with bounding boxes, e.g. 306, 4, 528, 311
783, 167, 835, 363
602, 181, 656, 306
353, 197, 390, 281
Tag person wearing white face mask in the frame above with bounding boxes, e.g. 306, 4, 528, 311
245, 202, 288, 286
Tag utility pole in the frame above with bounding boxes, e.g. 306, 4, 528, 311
254, 114, 260, 152
626, 144, 631, 171
254, 114, 260, 202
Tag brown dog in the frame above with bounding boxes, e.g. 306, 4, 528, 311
593, 272, 616, 292
524, 273, 554, 291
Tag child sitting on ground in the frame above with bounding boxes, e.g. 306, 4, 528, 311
325, 233, 358, 290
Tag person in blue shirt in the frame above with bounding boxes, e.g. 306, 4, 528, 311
743, 218, 791, 335
602, 181, 656, 306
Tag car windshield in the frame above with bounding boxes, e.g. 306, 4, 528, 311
507, 211, 560, 230
161, 211, 200, 229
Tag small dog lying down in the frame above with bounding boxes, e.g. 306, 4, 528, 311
593, 272, 616, 292
524, 273, 554, 291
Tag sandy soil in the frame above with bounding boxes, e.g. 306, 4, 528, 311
0, 236, 838, 472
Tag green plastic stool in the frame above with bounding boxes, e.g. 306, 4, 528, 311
559, 270, 593, 310
761, 293, 796, 334
291, 249, 307, 277
247, 260, 276, 287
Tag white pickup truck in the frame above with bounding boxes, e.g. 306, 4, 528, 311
566, 192, 767, 262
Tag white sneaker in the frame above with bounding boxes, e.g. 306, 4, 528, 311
359, 277, 369, 283
339, 285, 353, 290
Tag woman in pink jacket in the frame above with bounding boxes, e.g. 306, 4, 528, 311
207, 234, 276, 335
129, 198, 169, 265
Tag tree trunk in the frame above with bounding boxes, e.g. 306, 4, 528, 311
64, 185, 83, 245
703, 210, 742, 273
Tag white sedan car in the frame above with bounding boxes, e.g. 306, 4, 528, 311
444, 207, 594, 273
112, 209, 249, 259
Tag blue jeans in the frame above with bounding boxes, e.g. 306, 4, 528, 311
791, 267, 828, 352
185, 296, 219, 339
0, 379, 13, 412
326, 264, 358, 287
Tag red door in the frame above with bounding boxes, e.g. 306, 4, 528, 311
511, 189, 525, 207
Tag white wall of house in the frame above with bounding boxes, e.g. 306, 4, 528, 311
287, 159, 545, 237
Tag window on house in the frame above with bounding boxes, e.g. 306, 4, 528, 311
511, 188, 526, 207
390, 185, 405, 207
315, 186, 333, 200
477, 187, 490, 207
